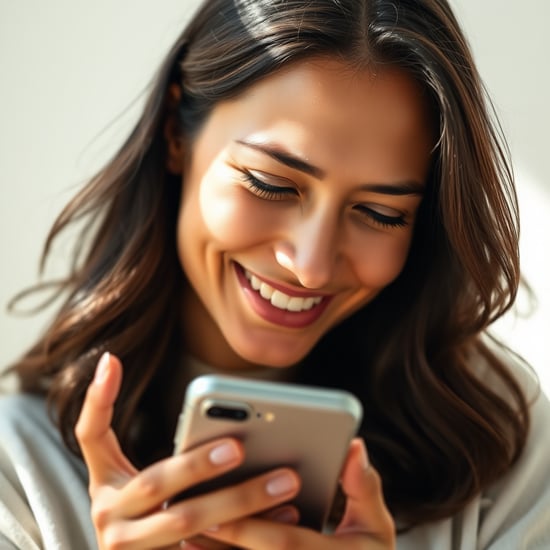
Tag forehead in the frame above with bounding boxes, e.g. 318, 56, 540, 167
194, 56, 435, 182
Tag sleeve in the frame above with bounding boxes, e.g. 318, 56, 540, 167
0, 394, 97, 549
479, 371, 550, 549
0, 536, 21, 550
0, 445, 41, 550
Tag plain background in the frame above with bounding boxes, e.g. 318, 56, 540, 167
1, 1, 549, 394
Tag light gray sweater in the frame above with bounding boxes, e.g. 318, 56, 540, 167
1, 359, 549, 549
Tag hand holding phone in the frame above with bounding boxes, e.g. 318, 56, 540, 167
173, 374, 363, 530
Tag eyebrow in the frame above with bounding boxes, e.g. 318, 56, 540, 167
236, 139, 324, 178
235, 139, 425, 196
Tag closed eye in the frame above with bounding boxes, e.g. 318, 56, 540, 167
353, 204, 407, 229
242, 171, 298, 200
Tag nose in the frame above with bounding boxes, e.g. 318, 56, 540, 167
274, 209, 341, 289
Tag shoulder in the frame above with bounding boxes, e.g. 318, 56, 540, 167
468, 342, 550, 548
0, 392, 96, 549
0, 392, 70, 458
0, 391, 51, 430
478, 349, 550, 548
397, 344, 550, 549
0, 392, 62, 459
0, 393, 54, 549
468, 335, 540, 401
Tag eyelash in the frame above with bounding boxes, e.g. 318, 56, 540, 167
242, 171, 407, 229
353, 205, 408, 229
242, 171, 297, 200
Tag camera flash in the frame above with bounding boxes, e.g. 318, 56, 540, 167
264, 412, 275, 422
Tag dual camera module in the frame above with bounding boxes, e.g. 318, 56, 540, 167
206, 404, 249, 421
204, 400, 275, 422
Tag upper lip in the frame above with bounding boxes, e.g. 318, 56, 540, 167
238, 264, 331, 299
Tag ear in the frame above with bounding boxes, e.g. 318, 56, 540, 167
164, 84, 185, 174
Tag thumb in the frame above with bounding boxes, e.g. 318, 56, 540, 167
75, 352, 137, 491
335, 438, 394, 542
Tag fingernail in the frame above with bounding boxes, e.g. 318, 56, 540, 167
94, 352, 110, 385
358, 439, 370, 470
209, 441, 239, 465
266, 472, 298, 497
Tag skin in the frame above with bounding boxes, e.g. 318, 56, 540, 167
175, 57, 433, 370
76, 57, 434, 549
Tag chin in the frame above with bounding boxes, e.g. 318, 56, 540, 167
233, 339, 312, 369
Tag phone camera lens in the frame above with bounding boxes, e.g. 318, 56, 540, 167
232, 409, 248, 420
206, 405, 249, 422
206, 406, 224, 418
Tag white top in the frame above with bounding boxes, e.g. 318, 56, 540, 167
0, 357, 549, 549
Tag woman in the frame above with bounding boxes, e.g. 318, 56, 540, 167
1, 0, 549, 548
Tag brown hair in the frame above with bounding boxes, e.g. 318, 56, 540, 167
7, 0, 530, 528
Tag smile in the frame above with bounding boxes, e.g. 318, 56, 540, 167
244, 270, 323, 312
234, 263, 331, 329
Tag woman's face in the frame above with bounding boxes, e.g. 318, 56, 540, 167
171, 57, 434, 370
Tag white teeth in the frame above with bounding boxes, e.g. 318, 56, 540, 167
287, 296, 305, 312
259, 282, 273, 300
271, 290, 289, 310
244, 269, 323, 312
250, 274, 262, 291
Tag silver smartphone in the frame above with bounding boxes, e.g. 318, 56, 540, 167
173, 374, 363, 530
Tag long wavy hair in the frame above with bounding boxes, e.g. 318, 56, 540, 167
7, 0, 530, 529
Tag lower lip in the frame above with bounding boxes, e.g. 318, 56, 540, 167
235, 264, 331, 328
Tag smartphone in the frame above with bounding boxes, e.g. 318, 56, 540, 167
173, 374, 363, 531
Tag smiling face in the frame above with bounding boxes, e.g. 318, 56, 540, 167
170, 57, 434, 370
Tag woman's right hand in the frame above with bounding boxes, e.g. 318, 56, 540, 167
75, 352, 301, 549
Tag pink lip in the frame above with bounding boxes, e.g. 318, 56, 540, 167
234, 263, 332, 329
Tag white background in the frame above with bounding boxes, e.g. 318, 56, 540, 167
1, 1, 548, 394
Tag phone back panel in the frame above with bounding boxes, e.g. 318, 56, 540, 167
173, 375, 363, 530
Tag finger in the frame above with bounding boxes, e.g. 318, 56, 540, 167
261, 505, 300, 525
201, 441, 392, 550
179, 535, 235, 550
114, 438, 244, 517
74, 352, 137, 488
336, 439, 394, 541
180, 505, 299, 550
203, 509, 383, 550
202, 517, 322, 550
101, 467, 300, 548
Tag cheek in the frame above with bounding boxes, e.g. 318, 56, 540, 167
351, 232, 413, 288
198, 170, 278, 249
199, 190, 256, 246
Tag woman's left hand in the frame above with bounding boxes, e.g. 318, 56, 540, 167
201, 438, 395, 549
